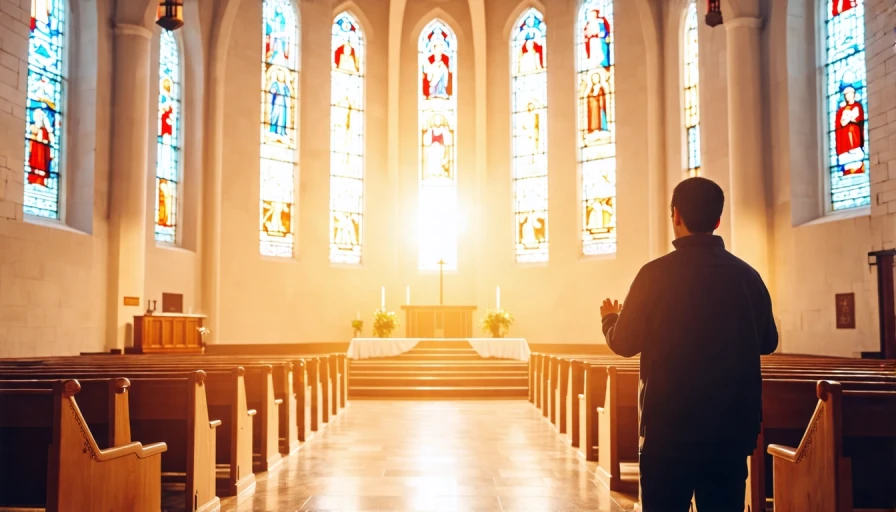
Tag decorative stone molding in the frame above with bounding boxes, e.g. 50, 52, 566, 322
114, 23, 153, 40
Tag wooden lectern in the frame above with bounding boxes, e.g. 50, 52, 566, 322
401, 305, 477, 338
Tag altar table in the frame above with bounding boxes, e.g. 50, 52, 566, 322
347, 338, 530, 362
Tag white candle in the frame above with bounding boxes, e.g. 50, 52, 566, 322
381, 286, 385, 310
356, 311, 360, 320
406, 285, 410, 305
496, 286, 501, 310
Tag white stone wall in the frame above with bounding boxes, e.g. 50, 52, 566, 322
768, 0, 896, 356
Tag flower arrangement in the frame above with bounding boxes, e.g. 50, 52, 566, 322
351, 319, 363, 337
197, 327, 211, 353
372, 310, 399, 338
481, 309, 513, 338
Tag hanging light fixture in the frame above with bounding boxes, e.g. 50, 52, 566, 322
706, 0, 723, 27
156, 0, 184, 31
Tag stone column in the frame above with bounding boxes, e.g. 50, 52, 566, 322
725, 16, 769, 279
107, 24, 153, 349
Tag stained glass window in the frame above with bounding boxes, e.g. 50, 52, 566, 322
825, 0, 870, 210
260, 0, 299, 257
577, 0, 616, 255
418, 20, 458, 271
330, 12, 364, 264
155, 30, 181, 244
683, 1, 701, 178
23, 0, 66, 219
512, 8, 548, 264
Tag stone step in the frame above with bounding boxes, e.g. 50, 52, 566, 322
348, 386, 529, 399
350, 375, 529, 387
350, 362, 528, 372
350, 370, 529, 378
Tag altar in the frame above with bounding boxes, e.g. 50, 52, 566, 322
347, 338, 531, 361
400, 305, 477, 338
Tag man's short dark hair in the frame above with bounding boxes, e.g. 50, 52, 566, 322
671, 177, 725, 234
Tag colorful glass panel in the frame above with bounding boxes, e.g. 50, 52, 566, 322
683, 1, 701, 178
418, 20, 458, 271
512, 8, 548, 264
577, 0, 616, 255
825, 0, 870, 210
23, 0, 66, 219
155, 30, 181, 244
330, 12, 364, 264
260, 0, 299, 257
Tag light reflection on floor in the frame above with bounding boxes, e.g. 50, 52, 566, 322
215, 401, 634, 511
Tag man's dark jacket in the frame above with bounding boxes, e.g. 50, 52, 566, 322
602, 234, 778, 456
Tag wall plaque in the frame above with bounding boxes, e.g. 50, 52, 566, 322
836, 293, 856, 329
123, 296, 140, 307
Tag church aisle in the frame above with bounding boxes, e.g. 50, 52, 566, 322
219, 401, 629, 511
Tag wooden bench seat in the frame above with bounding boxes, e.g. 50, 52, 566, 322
768, 381, 896, 512
0, 366, 254, 499
0, 380, 167, 511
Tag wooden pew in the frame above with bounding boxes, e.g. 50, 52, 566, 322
0, 380, 167, 511
594, 367, 640, 493
768, 380, 896, 512
0, 366, 255, 499
0, 377, 132, 448
749, 376, 896, 512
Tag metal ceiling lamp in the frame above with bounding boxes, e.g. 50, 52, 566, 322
156, 0, 184, 31
706, 0, 723, 27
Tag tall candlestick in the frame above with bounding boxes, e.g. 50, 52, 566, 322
496, 286, 501, 310
406, 285, 410, 305
381, 286, 385, 310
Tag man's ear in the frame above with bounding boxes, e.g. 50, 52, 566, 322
714, 218, 721, 230
672, 207, 682, 226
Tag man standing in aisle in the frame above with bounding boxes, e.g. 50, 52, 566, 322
600, 177, 778, 511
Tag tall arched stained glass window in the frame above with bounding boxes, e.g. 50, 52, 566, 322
260, 0, 299, 257
156, 30, 182, 244
23, 0, 66, 219
577, 0, 616, 255
511, 8, 548, 264
330, 12, 364, 264
418, 20, 458, 271
683, 1, 701, 178
825, 0, 870, 210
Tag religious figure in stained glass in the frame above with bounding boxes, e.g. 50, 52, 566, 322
422, 28, 453, 100
330, 11, 365, 264
511, 8, 548, 263
584, 8, 611, 69
155, 30, 181, 244
578, 0, 616, 255
825, 0, 869, 210
23, 0, 65, 219
418, 21, 459, 270
260, 0, 299, 257
421, 113, 454, 180
683, 1, 701, 177
585, 72, 609, 136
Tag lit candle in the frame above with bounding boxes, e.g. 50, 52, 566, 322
406, 285, 410, 305
381, 286, 385, 310
496, 286, 501, 310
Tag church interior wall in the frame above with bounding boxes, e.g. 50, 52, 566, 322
0, 0, 112, 357
767, 0, 896, 356
1, 0, 895, 354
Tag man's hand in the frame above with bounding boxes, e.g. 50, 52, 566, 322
600, 298, 622, 318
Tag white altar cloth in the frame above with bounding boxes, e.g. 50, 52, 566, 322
347, 338, 530, 361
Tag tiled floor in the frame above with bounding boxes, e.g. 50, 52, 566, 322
216, 401, 634, 511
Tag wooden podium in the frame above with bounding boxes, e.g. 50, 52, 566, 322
400, 305, 477, 338
127, 314, 206, 354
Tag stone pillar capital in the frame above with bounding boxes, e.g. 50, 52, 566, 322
725, 16, 763, 31
114, 23, 154, 40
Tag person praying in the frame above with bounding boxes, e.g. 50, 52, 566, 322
599, 177, 778, 511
